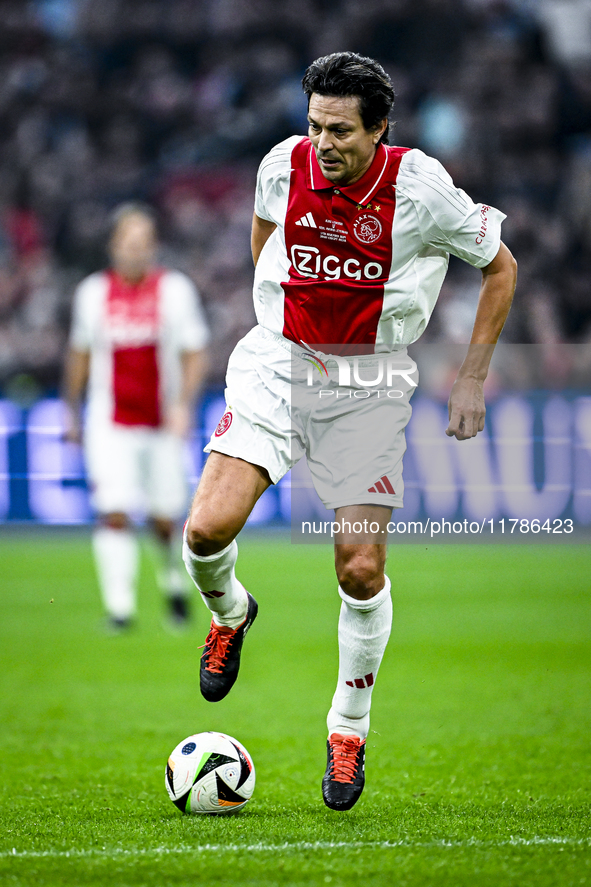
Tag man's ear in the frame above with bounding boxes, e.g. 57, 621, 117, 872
373, 117, 388, 144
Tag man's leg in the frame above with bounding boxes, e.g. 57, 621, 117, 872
323, 504, 392, 810
145, 428, 192, 625
86, 423, 142, 630
92, 512, 139, 629
150, 517, 189, 626
183, 450, 271, 617
183, 451, 271, 700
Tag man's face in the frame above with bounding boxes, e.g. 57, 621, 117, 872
109, 213, 157, 282
307, 93, 386, 186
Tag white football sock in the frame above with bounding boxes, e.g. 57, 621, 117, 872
92, 526, 139, 621
327, 576, 392, 741
151, 528, 189, 600
182, 536, 248, 629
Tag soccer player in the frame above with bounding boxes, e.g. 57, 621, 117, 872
64, 203, 210, 630
182, 52, 517, 810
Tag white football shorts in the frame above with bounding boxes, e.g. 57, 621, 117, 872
85, 421, 188, 519
205, 325, 418, 510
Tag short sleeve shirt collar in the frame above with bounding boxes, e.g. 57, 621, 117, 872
306, 141, 391, 206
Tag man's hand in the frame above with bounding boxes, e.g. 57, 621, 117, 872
445, 242, 517, 441
446, 374, 486, 440
167, 349, 209, 438
62, 410, 83, 445
62, 349, 90, 444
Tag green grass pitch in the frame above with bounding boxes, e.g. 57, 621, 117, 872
0, 531, 589, 886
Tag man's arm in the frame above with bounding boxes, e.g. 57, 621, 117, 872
446, 241, 517, 440
251, 213, 277, 266
166, 348, 210, 438
63, 348, 90, 443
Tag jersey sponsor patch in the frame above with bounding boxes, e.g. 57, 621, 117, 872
290, 244, 383, 281
214, 410, 233, 437
475, 204, 490, 244
106, 269, 162, 346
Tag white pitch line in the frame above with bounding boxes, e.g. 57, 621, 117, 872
2, 837, 590, 859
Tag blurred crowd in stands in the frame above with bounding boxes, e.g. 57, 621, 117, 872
0, 0, 590, 395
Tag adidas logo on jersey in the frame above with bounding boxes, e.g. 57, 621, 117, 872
295, 212, 317, 228
368, 475, 395, 494
346, 672, 375, 689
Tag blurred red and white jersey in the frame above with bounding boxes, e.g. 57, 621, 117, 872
254, 136, 506, 352
69, 268, 209, 429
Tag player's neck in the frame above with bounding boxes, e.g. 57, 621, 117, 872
344, 146, 380, 186
113, 268, 150, 285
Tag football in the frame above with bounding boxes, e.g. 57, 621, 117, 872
165, 731, 255, 815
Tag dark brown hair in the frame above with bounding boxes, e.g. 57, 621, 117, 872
302, 52, 394, 145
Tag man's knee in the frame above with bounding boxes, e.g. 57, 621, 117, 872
335, 546, 386, 600
101, 512, 130, 531
185, 510, 236, 557
150, 517, 174, 544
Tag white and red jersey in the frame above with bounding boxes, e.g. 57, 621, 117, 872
69, 267, 209, 429
254, 136, 506, 351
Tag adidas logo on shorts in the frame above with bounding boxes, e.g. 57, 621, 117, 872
368, 475, 395, 494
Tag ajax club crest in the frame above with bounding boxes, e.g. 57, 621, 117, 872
353, 213, 382, 244
214, 410, 233, 437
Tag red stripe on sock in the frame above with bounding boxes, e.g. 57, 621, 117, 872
365, 672, 374, 686
354, 678, 365, 689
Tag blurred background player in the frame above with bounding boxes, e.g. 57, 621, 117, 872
64, 203, 209, 630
